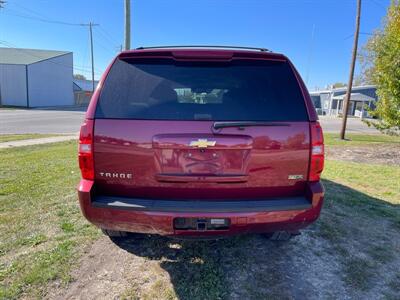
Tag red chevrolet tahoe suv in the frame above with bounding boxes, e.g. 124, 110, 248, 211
78, 46, 324, 240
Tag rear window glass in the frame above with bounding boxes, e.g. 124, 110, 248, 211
95, 59, 308, 121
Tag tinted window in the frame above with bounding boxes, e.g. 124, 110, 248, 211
96, 59, 308, 121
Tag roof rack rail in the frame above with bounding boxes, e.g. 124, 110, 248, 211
135, 45, 270, 52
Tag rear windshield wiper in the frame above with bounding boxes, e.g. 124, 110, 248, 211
212, 121, 291, 130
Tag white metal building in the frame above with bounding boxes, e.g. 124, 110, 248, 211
0, 47, 74, 107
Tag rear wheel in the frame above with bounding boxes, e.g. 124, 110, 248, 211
263, 231, 297, 241
101, 229, 128, 238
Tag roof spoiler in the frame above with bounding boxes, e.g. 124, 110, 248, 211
118, 46, 285, 62
135, 45, 271, 52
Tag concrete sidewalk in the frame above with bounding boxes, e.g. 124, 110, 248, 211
0, 135, 78, 149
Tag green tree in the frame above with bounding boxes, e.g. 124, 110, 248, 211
332, 82, 347, 88
361, 1, 400, 133
73, 74, 87, 80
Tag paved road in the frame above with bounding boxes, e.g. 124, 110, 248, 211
0, 108, 85, 134
318, 116, 379, 134
0, 108, 379, 134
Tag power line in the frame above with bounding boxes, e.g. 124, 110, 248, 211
95, 28, 120, 54
0, 3, 119, 83
3, 8, 118, 56
3, 2, 88, 27
0, 3, 105, 83
2, 8, 84, 26
97, 26, 120, 45
94, 38, 118, 56
3, 4, 102, 29
344, 32, 374, 40
12, 1, 52, 19
81, 30, 90, 76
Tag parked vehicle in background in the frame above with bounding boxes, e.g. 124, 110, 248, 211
78, 46, 325, 240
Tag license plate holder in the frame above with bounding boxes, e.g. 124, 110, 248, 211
174, 217, 230, 231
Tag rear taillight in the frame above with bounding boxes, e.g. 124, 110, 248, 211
78, 119, 94, 180
309, 121, 324, 181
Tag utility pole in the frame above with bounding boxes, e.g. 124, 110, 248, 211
89, 22, 95, 92
124, 0, 131, 50
340, 0, 362, 140
80, 22, 98, 92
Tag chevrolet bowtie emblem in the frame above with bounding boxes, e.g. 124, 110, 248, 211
189, 139, 216, 148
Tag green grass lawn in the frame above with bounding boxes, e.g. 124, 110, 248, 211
324, 133, 400, 146
0, 140, 399, 298
0, 134, 60, 143
324, 160, 400, 205
0, 141, 99, 299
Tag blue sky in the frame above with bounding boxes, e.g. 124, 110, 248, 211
0, 0, 390, 89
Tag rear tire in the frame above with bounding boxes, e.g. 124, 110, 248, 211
101, 229, 128, 238
263, 231, 294, 241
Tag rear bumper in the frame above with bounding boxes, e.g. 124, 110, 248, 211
77, 180, 324, 237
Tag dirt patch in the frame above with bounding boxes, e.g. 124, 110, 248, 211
46, 237, 165, 300
326, 144, 400, 165
48, 234, 347, 300
47, 186, 400, 300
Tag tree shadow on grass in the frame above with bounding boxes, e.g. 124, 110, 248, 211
321, 179, 399, 225
109, 180, 400, 299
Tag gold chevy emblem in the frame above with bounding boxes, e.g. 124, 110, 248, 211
189, 139, 216, 148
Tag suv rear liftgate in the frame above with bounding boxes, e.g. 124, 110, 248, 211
78, 47, 324, 237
